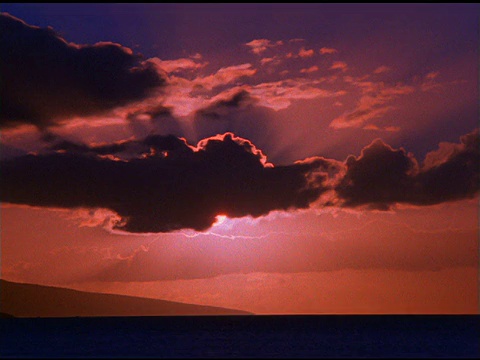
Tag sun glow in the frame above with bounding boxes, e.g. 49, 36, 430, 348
213, 214, 228, 226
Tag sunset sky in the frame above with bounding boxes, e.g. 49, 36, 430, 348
1, 3, 478, 314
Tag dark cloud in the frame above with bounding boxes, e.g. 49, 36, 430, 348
45, 134, 194, 162
127, 105, 184, 139
193, 89, 289, 163
0, 13, 166, 128
0, 143, 28, 160
412, 130, 480, 205
336, 139, 419, 209
196, 90, 254, 119
336, 129, 479, 209
193, 89, 271, 140
1, 128, 478, 233
1, 133, 335, 233
49, 139, 129, 157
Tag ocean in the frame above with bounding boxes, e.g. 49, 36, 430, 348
1, 315, 478, 358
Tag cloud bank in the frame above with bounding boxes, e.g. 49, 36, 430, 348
0, 13, 166, 129
1, 130, 478, 233
1, 133, 338, 233
336, 130, 479, 209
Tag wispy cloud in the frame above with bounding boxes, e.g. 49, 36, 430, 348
420, 71, 442, 92
319, 47, 338, 55
298, 47, 315, 58
250, 79, 346, 111
300, 66, 319, 74
162, 64, 257, 116
245, 39, 283, 55
373, 65, 391, 74
363, 124, 401, 132
194, 64, 257, 90
330, 61, 348, 72
330, 79, 415, 130
260, 55, 282, 67
151, 57, 207, 73
289, 38, 305, 43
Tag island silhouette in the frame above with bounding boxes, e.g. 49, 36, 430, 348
0, 279, 251, 317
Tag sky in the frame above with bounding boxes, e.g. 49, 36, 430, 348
0, 3, 478, 314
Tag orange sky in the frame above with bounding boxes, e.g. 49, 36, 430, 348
2, 198, 477, 313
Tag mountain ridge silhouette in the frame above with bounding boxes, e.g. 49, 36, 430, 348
0, 279, 252, 317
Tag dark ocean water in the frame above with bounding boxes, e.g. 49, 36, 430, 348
1, 315, 479, 358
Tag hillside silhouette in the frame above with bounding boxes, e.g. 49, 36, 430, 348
0, 279, 251, 317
